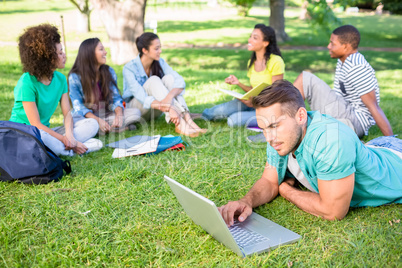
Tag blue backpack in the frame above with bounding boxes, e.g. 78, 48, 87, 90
0, 121, 71, 184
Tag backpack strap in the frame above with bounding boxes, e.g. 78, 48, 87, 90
0, 166, 13, 182
62, 160, 72, 174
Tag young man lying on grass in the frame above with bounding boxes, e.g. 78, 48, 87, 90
219, 80, 402, 224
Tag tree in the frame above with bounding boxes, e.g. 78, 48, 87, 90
69, 0, 93, 32
269, 0, 290, 42
226, 0, 257, 16
90, 0, 147, 65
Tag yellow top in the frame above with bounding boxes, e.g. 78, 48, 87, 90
247, 54, 285, 88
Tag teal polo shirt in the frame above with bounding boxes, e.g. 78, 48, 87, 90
267, 111, 402, 207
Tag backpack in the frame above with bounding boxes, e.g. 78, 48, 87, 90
0, 121, 72, 184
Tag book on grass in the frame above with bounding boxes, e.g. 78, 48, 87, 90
112, 135, 161, 158
218, 82, 269, 100
247, 126, 263, 132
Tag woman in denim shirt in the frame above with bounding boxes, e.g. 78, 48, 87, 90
69, 38, 141, 134
122, 32, 206, 137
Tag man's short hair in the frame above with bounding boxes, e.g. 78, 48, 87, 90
332, 25, 360, 50
252, 80, 305, 117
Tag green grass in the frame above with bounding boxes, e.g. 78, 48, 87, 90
0, 1, 401, 267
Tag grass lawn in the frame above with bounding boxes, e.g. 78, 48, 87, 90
0, 1, 401, 267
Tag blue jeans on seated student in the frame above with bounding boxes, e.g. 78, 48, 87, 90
202, 99, 257, 127
366, 135, 402, 154
40, 116, 100, 156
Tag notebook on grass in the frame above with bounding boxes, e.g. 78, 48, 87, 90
111, 135, 161, 158
164, 175, 301, 257
218, 82, 269, 100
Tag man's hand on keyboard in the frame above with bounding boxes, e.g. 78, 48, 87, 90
218, 200, 253, 227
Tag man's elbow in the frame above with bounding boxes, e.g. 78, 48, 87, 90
322, 209, 349, 221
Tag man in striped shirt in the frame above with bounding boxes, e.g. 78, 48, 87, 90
293, 25, 393, 138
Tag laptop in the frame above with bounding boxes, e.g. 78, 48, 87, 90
164, 175, 301, 257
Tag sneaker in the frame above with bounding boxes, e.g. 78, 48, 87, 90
84, 138, 103, 153
246, 133, 266, 143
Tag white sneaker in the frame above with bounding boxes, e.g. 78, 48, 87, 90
84, 138, 103, 153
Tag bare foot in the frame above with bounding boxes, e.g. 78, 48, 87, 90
184, 113, 205, 133
175, 126, 200, 138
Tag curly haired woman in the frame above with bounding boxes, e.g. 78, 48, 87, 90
9, 24, 102, 156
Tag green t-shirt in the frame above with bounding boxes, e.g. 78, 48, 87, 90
267, 111, 402, 207
10, 72, 68, 127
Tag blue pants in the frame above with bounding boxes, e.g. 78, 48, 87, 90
366, 135, 402, 154
40, 116, 99, 156
202, 99, 258, 127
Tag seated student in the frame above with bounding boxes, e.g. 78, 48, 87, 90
122, 32, 205, 138
9, 24, 102, 156
249, 25, 393, 143
219, 80, 401, 225
69, 38, 141, 134
202, 24, 285, 127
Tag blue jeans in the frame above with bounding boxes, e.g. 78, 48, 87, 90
366, 135, 402, 154
202, 99, 257, 127
40, 116, 99, 156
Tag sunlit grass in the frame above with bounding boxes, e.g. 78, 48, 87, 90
0, 1, 401, 267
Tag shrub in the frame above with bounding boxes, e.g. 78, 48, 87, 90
226, 0, 257, 16
382, 0, 402, 14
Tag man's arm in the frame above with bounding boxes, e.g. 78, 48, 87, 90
218, 162, 279, 226
360, 90, 393, 136
278, 174, 355, 220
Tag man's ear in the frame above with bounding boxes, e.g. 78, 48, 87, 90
343, 42, 353, 52
296, 107, 308, 125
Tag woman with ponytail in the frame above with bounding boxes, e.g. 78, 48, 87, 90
202, 24, 285, 128
123, 32, 205, 137
69, 38, 141, 134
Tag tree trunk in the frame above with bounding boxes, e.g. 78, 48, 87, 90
90, 0, 147, 65
269, 0, 290, 42
69, 0, 92, 32
77, 11, 89, 33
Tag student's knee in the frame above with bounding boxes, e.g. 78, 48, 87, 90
202, 104, 227, 121
294, 72, 303, 86
74, 117, 99, 141
124, 108, 142, 125
293, 72, 307, 99
162, 74, 174, 89
85, 118, 100, 137
227, 114, 243, 128
202, 108, 213, 120
148, 75, 163, 83
146, 75, 164, 89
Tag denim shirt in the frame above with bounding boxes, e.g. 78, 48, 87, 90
69, 66, 124, 117
122, 55, 186, 109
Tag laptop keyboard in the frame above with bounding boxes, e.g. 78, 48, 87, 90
229, 222, 269, 248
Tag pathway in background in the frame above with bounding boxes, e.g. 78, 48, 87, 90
1, 41, 401, 52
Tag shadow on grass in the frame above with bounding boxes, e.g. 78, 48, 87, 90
0, 7, 73, 15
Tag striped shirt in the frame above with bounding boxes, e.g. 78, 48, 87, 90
333, 52, 380, 135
